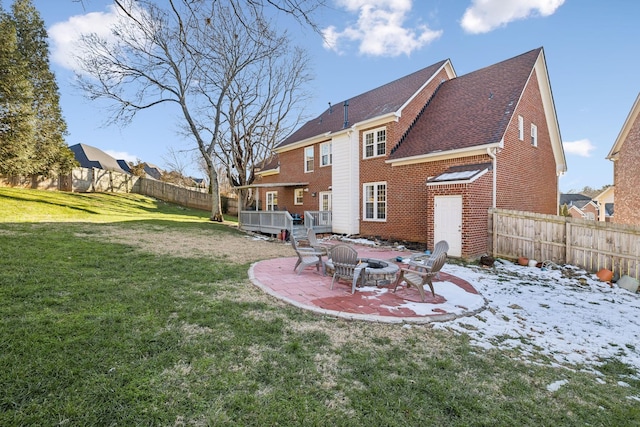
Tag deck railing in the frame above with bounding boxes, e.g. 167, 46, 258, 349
239, 210, 332, 236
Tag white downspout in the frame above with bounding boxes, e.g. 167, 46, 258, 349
487, 147, 498, 208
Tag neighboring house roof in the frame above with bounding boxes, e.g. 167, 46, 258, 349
604, 203, 614, 217
69, 143, 130, 174
276, 59, 452, 150
143, 163, 163, 180
559, 193, 592, 206
117, 159, 132, 173
607, 92, 640, 161
570, 200, 592, 210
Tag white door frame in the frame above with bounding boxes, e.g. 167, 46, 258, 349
434, 195, 462, 257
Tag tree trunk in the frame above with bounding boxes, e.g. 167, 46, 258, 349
209, 167, 224, 222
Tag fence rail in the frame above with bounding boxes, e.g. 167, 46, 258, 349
490, 208, 640, 280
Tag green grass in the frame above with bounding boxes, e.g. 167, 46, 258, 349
1, 187, 639, 426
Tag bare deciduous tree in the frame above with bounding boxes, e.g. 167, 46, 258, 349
74, 0, 311, 221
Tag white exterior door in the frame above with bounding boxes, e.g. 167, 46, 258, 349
319, 191, 332, 225
434, 195, 462, 257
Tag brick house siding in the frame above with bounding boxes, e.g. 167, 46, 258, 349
496, 69, 559, 215
254, 48, 565, 258
611, 102, 640, 225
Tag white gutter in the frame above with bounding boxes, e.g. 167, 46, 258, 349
487, 147, 498, 208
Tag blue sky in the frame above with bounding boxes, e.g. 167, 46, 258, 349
31, 0, 640, 192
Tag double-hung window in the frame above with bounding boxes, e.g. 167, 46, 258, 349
363, 182, 386, 221
304, 146, 314, 172
364, 128, 386, 158
518, 115, 524, 141
294, 188, 304, 205
320, 142, 332, 166
531, 123, 538, 147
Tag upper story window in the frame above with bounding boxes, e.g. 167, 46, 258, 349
364, 127, 386, 158
518, 115, 524, 141
294, 188, 304, 205
531, 123, 538, 147
320, 142, 332, 166
363, 182, 386, 221
304, 146, 314, 172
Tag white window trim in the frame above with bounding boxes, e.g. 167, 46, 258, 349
304, 146, 314, 172
294, 188, 304, 205
363, 127, 387, 159
362, 181, 387, 221
518, 115, 524, 141
266, 191, 278, 211
320, 141, 332, 167
531, 123, 538, 147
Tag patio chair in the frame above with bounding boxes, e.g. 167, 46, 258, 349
292, 234, 325, 275
307, 228, 332, 257
328, 244, 367, 294
408, 240, 449, 278
393, 252, 447, 302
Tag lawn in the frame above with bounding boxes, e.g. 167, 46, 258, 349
0, 187, 638, 426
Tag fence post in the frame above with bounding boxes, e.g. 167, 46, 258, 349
565, 221, 571, 266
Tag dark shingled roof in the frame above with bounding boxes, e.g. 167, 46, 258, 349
276, 60, 449, 148
69, 143, 130, 174
389, 48, 542, 160
559, 193, 592, 206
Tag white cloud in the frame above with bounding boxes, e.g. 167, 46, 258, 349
563, 138, 596, 157
461, 0, 565, 34
322, 0, 442, 57
48, 5, 121, 71
105, 150, 138, 163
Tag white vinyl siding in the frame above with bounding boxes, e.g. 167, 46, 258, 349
331, 132, 360, 235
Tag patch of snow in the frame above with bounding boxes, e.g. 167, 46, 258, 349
546, 379, 568, 392
431, 261, 640, 371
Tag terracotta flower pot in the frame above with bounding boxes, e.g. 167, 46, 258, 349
596, 268, 613, 282
518, 256, 529, 266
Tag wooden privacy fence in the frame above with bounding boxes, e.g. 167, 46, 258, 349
489, 208, 640, 280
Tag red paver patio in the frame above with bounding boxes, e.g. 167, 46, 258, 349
249, 244, 486, 323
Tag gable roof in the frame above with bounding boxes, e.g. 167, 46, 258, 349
69, 143, 130, 174
607, 92, 640, 161
275, 59, 451, 150
389, 48, 543, 161
559, 193, 592, 206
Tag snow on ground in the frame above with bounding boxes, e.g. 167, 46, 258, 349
431, 259, 640, 372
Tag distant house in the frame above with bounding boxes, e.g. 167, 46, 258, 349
606, 93, 640, 225
142, 163, 163, 180
592, 186, 614, 222
69, 143, 131, 175
252, 48, 566, 258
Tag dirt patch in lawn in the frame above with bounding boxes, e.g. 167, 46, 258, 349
77, 223, 296, 264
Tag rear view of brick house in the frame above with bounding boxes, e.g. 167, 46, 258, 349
252, 47, 566, 258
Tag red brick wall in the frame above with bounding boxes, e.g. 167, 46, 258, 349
496, 69, 558, 214
256, 142, 332, 215
257, 67, 559, 258
613, 113, 640, 225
